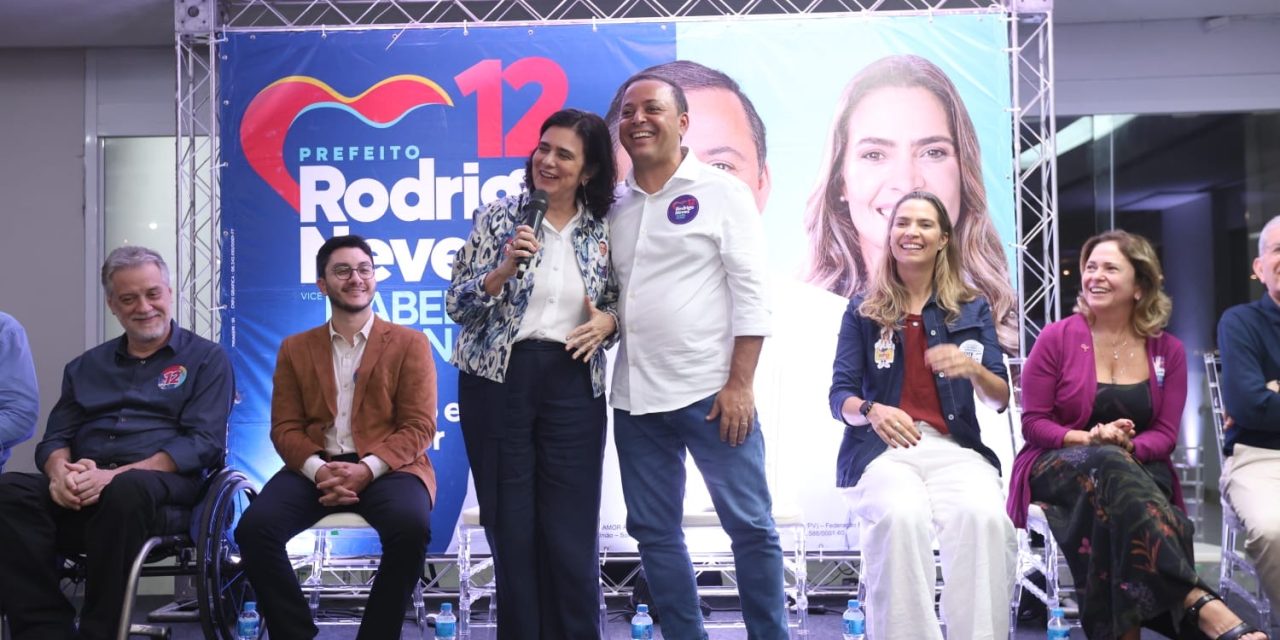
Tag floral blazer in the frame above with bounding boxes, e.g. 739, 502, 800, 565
446, 191, 618, 397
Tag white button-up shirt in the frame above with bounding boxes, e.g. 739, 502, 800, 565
300, 312, 390, 482
514, 209, 589, 343
609, 151, 771, 415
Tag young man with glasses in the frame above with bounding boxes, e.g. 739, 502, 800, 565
237, 234, 439, 640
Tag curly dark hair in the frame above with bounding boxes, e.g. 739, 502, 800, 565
523, 109, 617, 219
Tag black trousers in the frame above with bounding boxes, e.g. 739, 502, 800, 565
236, 469, 431, 640
0, 469, 203, 640
457, 340, 607, 640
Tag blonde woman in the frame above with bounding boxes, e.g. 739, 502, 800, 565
830, 191, 1015, 639
805, 54, 1018, 355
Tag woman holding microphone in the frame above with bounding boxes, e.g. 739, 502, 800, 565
447, 108, 617, 640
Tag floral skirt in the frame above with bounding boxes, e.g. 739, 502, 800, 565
1029, 445, 1207, 639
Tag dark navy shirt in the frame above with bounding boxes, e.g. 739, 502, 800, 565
829, 294, 1008, 488
34, 322, 234, 475
1217, 293, 1280, 455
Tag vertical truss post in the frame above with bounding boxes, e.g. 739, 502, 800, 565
176, 0, 221, 339
1008, 0, 1059, 356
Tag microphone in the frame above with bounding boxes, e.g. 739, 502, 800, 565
515, 189, 549, 280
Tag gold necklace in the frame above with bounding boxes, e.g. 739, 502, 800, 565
1093, 329, 1135, 383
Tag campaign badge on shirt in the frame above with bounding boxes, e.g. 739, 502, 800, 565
158, 365, 188, 390
959, 339, 985, 364
874, 335, 895, 369
1153, 355, 1166, 387
667, 195, 699, 225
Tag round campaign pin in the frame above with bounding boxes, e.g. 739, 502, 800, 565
667, 195, 699, 225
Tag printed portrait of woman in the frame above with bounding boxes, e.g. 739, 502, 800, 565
804, 53, 1018, 354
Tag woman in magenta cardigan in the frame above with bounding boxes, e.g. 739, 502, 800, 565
1007, 230, 1267, 640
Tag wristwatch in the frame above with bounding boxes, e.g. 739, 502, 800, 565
859, 400, 875, 417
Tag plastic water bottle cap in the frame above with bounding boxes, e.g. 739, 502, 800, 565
636, 604, 648, 613
244, 601, 256, 612
441, 603, 453, 613
1050, 607, 1064, 617
848, 599, 859, 608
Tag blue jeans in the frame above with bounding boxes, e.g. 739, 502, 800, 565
614, 394, 788, 640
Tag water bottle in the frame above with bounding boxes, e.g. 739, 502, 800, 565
236, 601, 260, 640
631, 603, 654, 640
842, 598, 865, 640
1047, 606, 1070, 639
435, 602, 457, 640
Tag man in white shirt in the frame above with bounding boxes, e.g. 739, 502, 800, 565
610, 74, 788, 640
236, 235, 438, 640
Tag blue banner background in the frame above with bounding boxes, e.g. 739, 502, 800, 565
220, 24, 672, 552
220, 14, 1013, 554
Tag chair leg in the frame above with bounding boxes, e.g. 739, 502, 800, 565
597, 566, 607, 637
1044, 531, 1060, 607
305, 530, 326, 621
458, 527, 472, 640
793, 524, 808, 637
117, 536, 167, 640
412, 578, 428, 640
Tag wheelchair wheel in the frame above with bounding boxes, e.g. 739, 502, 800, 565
195, 469, 259, 640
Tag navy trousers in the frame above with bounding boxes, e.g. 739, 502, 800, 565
236, 469, 431, 640
457, 340, 607, 640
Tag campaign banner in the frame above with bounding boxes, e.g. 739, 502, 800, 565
220, 12, 1014, 554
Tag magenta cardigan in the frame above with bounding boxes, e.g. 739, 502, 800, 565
1006, 313, 1187, 528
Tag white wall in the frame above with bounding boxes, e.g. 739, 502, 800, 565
0, 47, 173, 474
0, 50, 87, 474
1055, 16, 1280, 116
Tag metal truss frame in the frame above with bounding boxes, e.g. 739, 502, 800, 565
1008, 0, 1060, 351
175, 0, 1058, 351
174, 0, 1058, 600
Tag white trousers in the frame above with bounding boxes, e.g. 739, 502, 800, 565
843, 425, 1016, 640
1221, 443, 1280, 616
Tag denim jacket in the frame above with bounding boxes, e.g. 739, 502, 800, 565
446, 192, 618, 397
829, 294, 1007, 488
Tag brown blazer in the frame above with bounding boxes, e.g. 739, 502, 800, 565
270, 316, 437, 503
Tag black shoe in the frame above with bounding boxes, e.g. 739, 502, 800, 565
1182, 591, 1269, 640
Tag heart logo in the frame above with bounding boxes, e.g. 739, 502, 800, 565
239, 75, 454, 212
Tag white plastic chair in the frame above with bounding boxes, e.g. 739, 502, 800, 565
681, 504, 809, 636
454, 506, 607, 639
297, 512, 429, 638
1004, 355, 1080, 627
1204, 352, 1276, 633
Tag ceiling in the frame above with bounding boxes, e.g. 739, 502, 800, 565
2, 0, 1279, 48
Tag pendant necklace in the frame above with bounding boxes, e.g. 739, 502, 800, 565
1095, 330, 1134, 383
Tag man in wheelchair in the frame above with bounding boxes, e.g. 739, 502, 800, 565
0, 245, 235, 640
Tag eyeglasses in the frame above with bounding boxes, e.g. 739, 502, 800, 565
330, 264, 375, 280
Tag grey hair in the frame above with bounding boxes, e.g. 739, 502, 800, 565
101, 245, 170, 295
1260, 215, 1280, 257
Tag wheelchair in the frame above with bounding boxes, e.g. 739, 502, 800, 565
52, 466, 259, 640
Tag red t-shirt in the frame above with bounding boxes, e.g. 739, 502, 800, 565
900, 314, 948, 434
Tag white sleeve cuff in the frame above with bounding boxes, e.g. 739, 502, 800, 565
301, 455, 326, 483
360, 455, 391, 480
